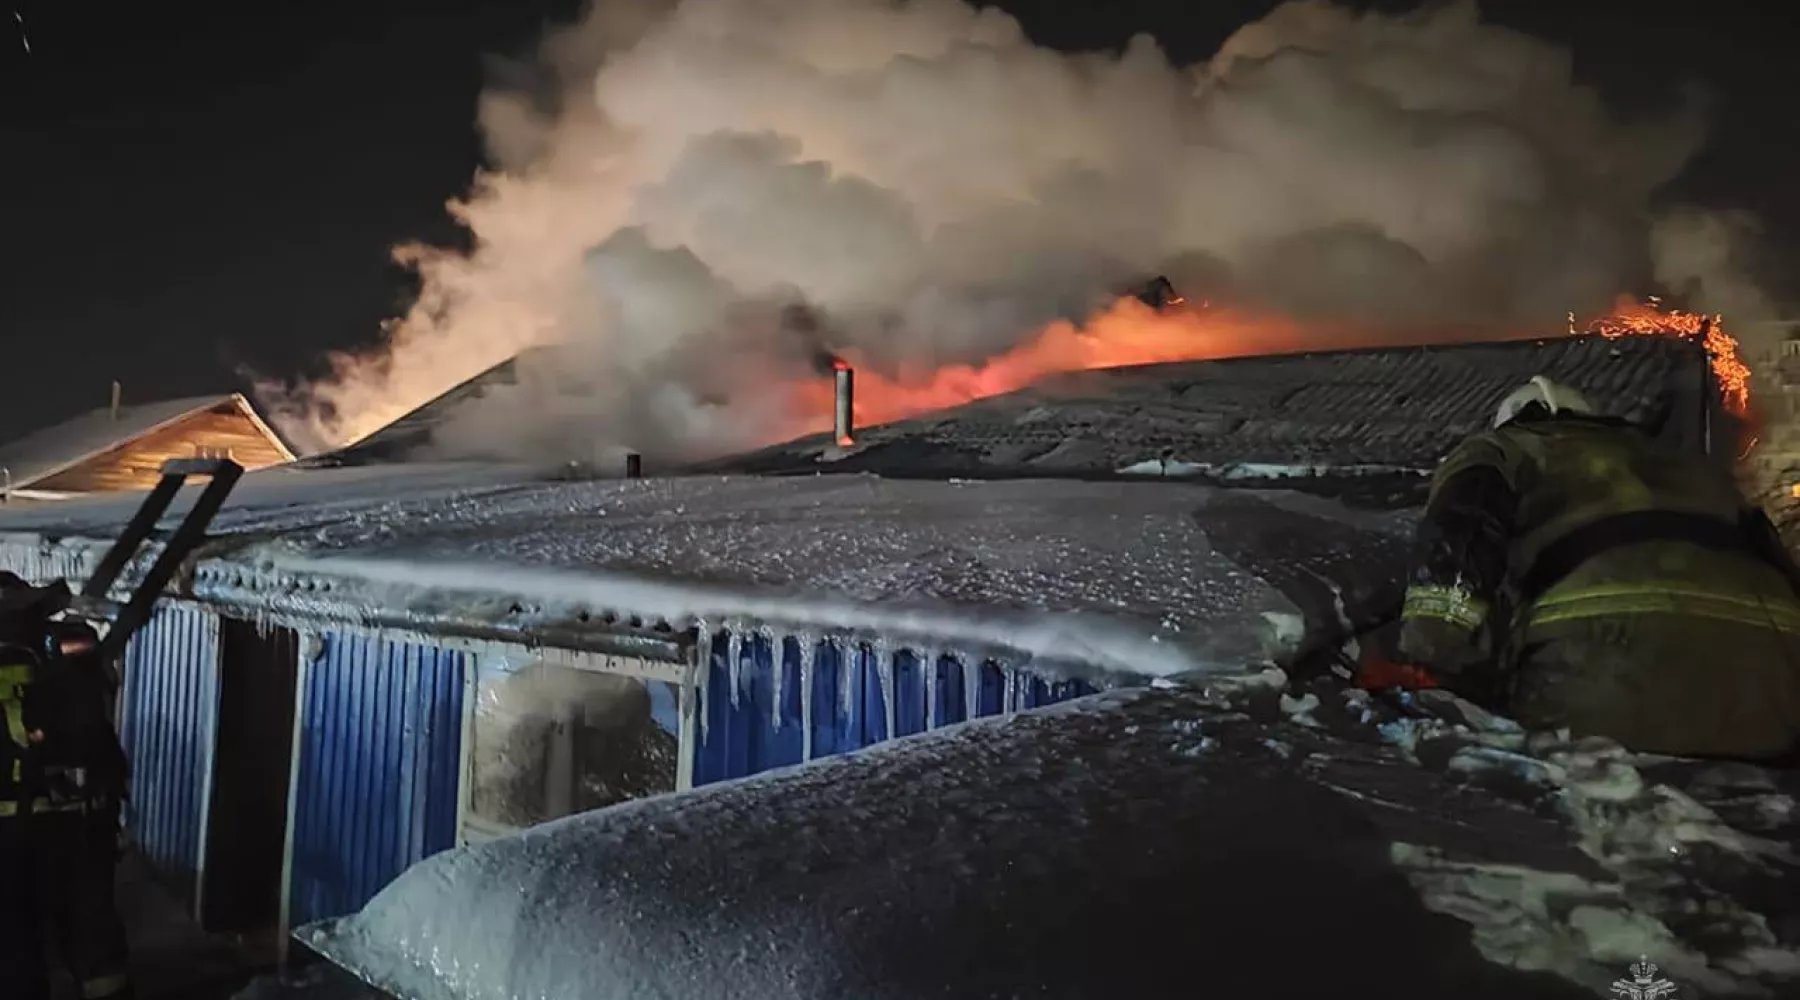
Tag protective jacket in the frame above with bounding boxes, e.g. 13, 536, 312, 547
1398, 409, 1800, 759
1, 643, 46, 812
34, 621, 129, 805
0, 581, 134, 1000
0, 577, 68, 813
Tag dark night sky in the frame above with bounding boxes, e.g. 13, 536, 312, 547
1, 0, 1794, 443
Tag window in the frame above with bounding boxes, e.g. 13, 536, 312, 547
467, 655, 681, 833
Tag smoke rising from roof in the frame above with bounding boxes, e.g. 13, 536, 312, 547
255, 0, 1781, 464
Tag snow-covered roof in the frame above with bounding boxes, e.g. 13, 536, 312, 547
4, 333, 1695, 678
0, 462, 1413, 678
303, 676, 1800, 999
0, 393, 295, 491
711, 333, 1717, 481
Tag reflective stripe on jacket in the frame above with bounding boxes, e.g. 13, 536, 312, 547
0, 796, 90, 817
1401, 412, 1800, 669
1526, 582, 1800, 633
1, 661, 31, 749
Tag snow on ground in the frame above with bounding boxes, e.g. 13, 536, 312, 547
0, 467, 1418, 677
1361, 686, 1800, 995
302, 668, 1800, 1000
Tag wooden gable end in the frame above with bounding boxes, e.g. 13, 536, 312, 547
32, 402, 292, 493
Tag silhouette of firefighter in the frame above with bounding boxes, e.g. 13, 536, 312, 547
0, 572, 134, 1000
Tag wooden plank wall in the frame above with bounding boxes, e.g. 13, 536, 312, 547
33, 405, 291, 493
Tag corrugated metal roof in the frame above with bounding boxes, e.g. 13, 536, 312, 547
315, 332, 1716, 477
0, 393, 294, 490
711, 333, 1720, 479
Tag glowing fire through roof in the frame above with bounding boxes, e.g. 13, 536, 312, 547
792, 296, 1754, 442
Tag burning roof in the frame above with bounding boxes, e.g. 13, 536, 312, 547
708, 331, 1725, 489
300, 288, 1747, 493
1581, 298, 1750, 416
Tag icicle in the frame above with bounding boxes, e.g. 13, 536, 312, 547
799, 635, 817, 761
1002, 665, 1019, 715
694, 620, 714, 744
965, 654, 983, 720
923, 648, 940, 730
766, 626, 785, 732
837, 639, 858, 722
726, 628, 744, 709
875, 638, 897, 741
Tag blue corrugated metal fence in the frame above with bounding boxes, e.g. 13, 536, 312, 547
288, 631, 466, 928
693, 631, 1097, 786
119, 603, 221, 899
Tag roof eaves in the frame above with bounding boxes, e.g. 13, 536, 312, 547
227, 392, 299, 462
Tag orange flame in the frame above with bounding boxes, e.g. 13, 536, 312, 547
791, 295, 1755, 442
1573, 296, 1752, 417
791, 299, 1346, 432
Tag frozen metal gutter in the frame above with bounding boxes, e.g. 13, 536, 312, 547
0, 529, 693, 665
0, 473, 1230, 682
0, 526, 1176, 686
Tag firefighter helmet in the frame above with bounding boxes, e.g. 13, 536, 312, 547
1494, 375, 1594, 428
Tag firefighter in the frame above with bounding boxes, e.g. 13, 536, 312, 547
0, 573, 134, 1000
1395, 376, 1800, 760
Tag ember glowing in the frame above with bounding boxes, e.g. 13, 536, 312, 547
1572, 297, 1752, 417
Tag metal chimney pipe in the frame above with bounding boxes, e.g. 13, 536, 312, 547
110, 380, 122, 420
833, 363, 855, 446
624, 452, 642, 479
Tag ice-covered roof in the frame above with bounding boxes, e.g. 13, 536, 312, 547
304, 676, 1800, 1000
709, 333, 1718, 481
0, 393, 293, 491
0, 464, 1412, 678
10, 335, 1692, 678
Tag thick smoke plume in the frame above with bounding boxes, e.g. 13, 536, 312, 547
257, 0, 1782, 463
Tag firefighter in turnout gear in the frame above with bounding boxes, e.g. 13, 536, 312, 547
0, 572, 135, 1000
1397, 376, 1800, 760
